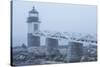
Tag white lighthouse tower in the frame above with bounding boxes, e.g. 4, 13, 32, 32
27, 6, 40, 33
27, 6, 40, 47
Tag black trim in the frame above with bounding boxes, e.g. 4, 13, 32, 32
10, 0, 13, 66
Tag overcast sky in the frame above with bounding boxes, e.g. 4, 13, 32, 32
12, 0, 97, 46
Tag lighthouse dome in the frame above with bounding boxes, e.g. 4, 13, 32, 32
29, 6, 38, 14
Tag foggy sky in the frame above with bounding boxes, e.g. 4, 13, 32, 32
12, 0, 97, 46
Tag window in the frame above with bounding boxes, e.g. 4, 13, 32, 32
34, 24, 38, 31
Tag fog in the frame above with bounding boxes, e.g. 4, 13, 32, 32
12, 0, 97, 46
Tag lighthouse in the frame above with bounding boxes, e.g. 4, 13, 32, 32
27, 6, 40, 47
